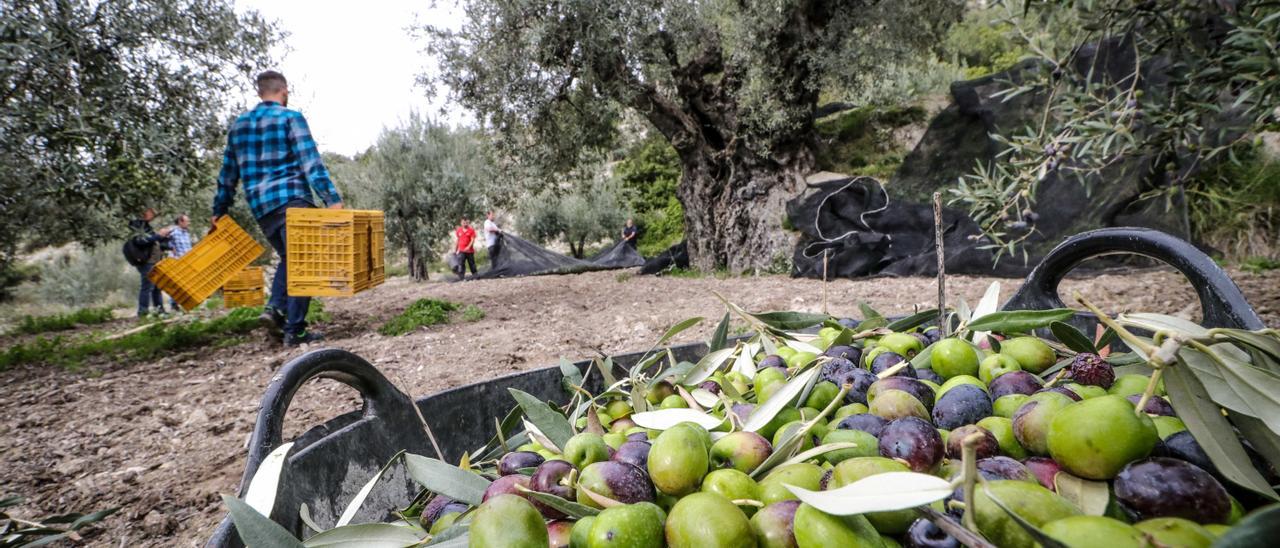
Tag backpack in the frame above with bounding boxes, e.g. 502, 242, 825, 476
121, 236, 152, 267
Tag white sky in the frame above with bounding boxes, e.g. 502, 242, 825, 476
234, 0, 469, 156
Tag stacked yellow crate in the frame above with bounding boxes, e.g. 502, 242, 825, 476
285, 209, 386, 297
222, 266, 266, 309
149, 216, 265, 310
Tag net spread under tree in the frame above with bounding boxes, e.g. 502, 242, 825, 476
419, 0, 962, 272
471, 234, 645, 280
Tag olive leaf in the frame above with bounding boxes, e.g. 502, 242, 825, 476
656, 316, 704, 346
222, 494, 305, 548
709, 312, 731, 352
243, 441, 295, 517
1117, 312, 1209, 337
1163, 364, 1279, 501
965, 309, 1075, 334
1053, 473, 1109, 516
980, 485, 1068, 548
516, 486, 600, 519
337, 451, 407, 527
302, 523, 423, 547
629, 408, 726, 431
783, 338, 823, 355
743, 368, 819, 433
1197, 345, 1280, 436
681, 347, 736, 386
750, 311, 831, 331
1096, 327, 1117, 351
887, 308, 940, 332
1050, 321, 1096, 354
403, 455, 492, 506
732, 341, 758, 380
1211, 329, 1280, 364
783, 472, 952, 515
560, 358, 584, 395
968, 281, 1003, 342
859, 303, 885, 321
1210, 502, 1280, 548
425, 526, 470, 547
508, 388, 574, 450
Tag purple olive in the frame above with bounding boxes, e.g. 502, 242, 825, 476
987, 371, 1044, 399
612, 440, 652, 469
878, 416, 944, 473
499, 451, 545, 476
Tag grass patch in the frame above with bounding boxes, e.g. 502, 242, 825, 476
460, 304, 485, 322
1241, 256, 1280, 273
0, 307, 263, 371
11, 306, 115, 336
379, 299, 458, 336
378, 299, 485, 336
306, 300, 332, 324
662, 267, 704, 278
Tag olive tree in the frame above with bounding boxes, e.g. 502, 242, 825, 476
371, 115, 494, 280
951, 0, 1280, 258
519, 168, 629, 258
420, 0, 961, 271
0, 0, 277, 293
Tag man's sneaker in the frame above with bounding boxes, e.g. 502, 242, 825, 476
259, 307, 285, 336
284, 330, 324, 347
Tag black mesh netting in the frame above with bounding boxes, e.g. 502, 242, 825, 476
640, 241, 689, 275
788, 177, 1029, 278
465, 234, 644, 280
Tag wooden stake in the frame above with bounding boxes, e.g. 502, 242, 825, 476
934, 192, 947, 334
822, 249, 829, 315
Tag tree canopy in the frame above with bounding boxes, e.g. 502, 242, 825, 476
371, 115, 495, 279
0, 0, 277, 283
420, 0, 962, 271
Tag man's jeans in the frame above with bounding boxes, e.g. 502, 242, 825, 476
136, 263, 164, 316
266, 222, 310, 336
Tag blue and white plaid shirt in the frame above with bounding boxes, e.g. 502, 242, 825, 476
168, 227, 193, 258
212, 101, 341, 219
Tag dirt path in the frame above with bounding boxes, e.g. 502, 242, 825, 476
2, 267, 1278, 546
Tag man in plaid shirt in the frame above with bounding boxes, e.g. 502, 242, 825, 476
212, 70, 342, 346
166, 214, 194, 311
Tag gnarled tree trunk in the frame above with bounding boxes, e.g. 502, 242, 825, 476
677, 146, 812, 272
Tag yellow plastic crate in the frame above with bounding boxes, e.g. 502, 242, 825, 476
223, 266, 265, 292
354, 210, 385, 292
223, 287, 265, 308
150, 216, 265, 310
286, 208, 385, 297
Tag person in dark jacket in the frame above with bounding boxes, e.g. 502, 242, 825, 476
128, 207, 172, 318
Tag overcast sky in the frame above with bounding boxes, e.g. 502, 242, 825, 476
234, 0, 469, 156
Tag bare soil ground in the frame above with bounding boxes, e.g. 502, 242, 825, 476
2, 267, 1278, 546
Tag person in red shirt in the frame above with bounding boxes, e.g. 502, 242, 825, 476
455, 218, 478, 278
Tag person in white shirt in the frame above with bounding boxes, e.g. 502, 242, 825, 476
483, 211, 502, 270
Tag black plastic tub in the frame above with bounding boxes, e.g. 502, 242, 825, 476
206, 227, 1264, 546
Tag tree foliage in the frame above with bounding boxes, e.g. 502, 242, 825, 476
0, 0, 278, 286
519, 165, 629, 259
614, 136, 684, 256
419, 0, 961, 271
951, 0, 1280, 259
370, 115, 494, 279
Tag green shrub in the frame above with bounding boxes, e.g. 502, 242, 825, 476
12, 306, 115, 335
1186, 143, 1280, 261
379, 299, 459, 336
0, 307, 262, 371
813, 105, 928, 178
21, 245, 135, 309
615, 137, 686, 256
460, 304, 485, 322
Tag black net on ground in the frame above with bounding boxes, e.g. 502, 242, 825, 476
640, 241, 690, 275
468, 233, 644, 280
589, 240, 646, 268
788, 177, 1029, 278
